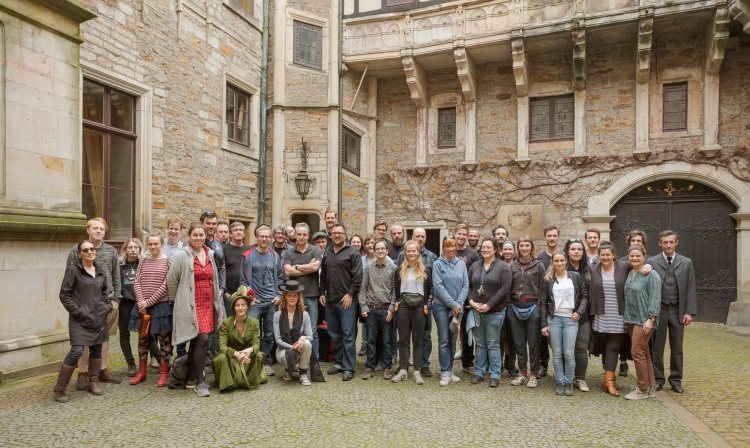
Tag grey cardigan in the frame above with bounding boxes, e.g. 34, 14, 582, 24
168, 245, 225, 346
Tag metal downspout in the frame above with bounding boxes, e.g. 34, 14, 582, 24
337, 0, 343, 217
257, 0, 270, 224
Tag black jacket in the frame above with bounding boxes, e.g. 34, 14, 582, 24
540, 271, 588, 328
59, 259, 112, 346
320, 243, 363, 301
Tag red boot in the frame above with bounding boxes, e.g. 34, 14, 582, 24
129, 360, 148, 385
156, 361, 170, 387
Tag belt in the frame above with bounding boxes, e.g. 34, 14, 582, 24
368, 303, 390, 310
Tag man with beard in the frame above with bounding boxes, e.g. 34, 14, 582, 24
387, 223, 405, 260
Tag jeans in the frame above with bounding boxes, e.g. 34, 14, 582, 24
118, 299, 135, 364
433, 303, 459, 375
325, 300, 358, 373
249, 300, 277, 365
574, 320, 590, 380
396, 303, 424, 371
63, 344, 102, 367
365, 308, 393, 370
304, 296, 320, 361
507, 305, 541, 375
474, 310, 506, 380
548, 315, 578, 385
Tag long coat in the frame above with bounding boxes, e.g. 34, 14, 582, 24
59, 259, 112, 346
168, 245, 225, 346
646, 253, 697, 319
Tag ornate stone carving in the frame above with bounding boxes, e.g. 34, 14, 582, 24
706, 3, 731, 75
571, 27, 586, 90
729, 0, 750, 34
402, 56, 427, 108
508, 209, 533, 231
454, 47, 476, 102
698, 270, 737, 309
636, 13, 653, 84
622, 179, 721, 200
511, 38, 528, 97
682, 211, 735, 246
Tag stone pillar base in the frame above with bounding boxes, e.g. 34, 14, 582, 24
727, 302, 750, 326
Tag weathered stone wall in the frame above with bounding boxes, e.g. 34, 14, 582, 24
80, 0, 263, 229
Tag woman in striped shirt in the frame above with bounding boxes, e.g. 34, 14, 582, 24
129, 231, 173, 387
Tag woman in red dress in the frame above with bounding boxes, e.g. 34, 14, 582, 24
168, 222, 224, 397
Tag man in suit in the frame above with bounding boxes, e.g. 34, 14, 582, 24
648, 230, 697, 393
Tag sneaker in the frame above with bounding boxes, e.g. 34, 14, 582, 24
413, 371, 424, 385
527, 376, 538, 388
537, 365, 548, 378
439, 375, 451, 386
264, 365, 275, 377
362, 368, 373, 380
619, 362, 629, 377
383, 369, 393, 380
420, 367, 432, 378
283, 370, 292, 381
625, 388, 650, 400
462, 366, 476, 375
564, 384, 574, 396
453, 351, 462, 360
555, 384, 565, 395
511, 374, 528, 386
648, 387, 657, 398
194, 382, 210, 397
575, 379, 589, 392
471, 375, 484, 385
151, 358, 160, 369
374, 364, 383, 372
342, 371, 354, 381
391, 369, 408, 383
186, 379, 196, 389
327, 365, 344, 375
450, 374, 461, 383
489, 378, 500, 388
300, 374, 311, 386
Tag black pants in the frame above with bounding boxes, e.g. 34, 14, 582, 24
187, 333, 209, 383
460, 306, 474, 368
602, 333, 627, 371
500, 315, 518, 371
365, 308, 393, 370
397, 304, 425, 371
539, 334, 550, 368
64, 344, 102, 367
651, 303, 684, 385
118, 299, 135, 364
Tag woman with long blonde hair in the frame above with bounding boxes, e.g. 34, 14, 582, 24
391, 240, 432, 384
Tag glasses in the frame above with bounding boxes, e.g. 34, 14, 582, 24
567, 238, 583, 243
80, 248, 97, 254
374, 228, 386, 232
331, 232, 346, 236
200, 211, 217, 220
257, 235, 271, 239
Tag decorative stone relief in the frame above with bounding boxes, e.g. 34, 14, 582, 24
706, 4, 730, 75
403, 56, 427, 109
454, 47, 476, 102
498, 204, 542, 237
571, 27, 585, 90
511, 38, 528, 97
636, 14, 653, 84
729, 0, 750, 34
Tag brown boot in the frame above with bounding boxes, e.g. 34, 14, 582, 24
75, 372, 88, 390
130, 360, 148, 385
88, 359, 103, 396
604, 371, 620, 397
156, 361, 170, 387
53, 364, 76, 403
100, 367, 122, 384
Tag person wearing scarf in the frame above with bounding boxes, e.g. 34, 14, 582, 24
273, 281, 314, 386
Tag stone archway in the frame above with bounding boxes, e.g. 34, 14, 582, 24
584, 162, 750, 325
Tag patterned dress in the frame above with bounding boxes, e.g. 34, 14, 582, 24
194, 248, 216, 334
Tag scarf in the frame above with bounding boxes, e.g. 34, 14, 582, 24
279, 306, 303, 345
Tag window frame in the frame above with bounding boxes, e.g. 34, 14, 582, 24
226, 83, 252, 147
385, 0, 416, 6
342, 126, 361, 176
662, 82, 688, 132
529, 94, 575, 142
293, 20, 323, 71
82, 78, 137, 243
437, 107, 457, 148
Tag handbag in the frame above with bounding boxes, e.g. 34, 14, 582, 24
400, 292, 424, 307
511, 304, 537, 321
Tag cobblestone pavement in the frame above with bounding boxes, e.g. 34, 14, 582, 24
0, 323, 747, 447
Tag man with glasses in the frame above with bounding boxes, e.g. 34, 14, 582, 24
200, 211, 226, 296
373, 220, 390, 244
222, 222, 250, 317
240, 224, 285, 377
284, 223, 323, 360
66, 217, 122, 388
320, 223, 363, 381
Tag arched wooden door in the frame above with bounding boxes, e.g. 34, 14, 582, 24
610, 180, 737, 323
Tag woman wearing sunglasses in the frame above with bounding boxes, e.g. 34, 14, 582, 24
54, 241, 113, 402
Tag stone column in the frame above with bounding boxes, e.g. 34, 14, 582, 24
728, 213, 750, 325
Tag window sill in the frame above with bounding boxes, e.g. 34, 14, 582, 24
222, 140, 258, 159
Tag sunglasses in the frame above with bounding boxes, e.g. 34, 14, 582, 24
200, 211, 217, 220
80, 248, 97, 254
568, 238, 583, 243
443, 235, 455, 241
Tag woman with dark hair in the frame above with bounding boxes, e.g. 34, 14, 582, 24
273, 281, 314, 386
392, 240, 432, 385
54, 240, 112, 402
562, 238, 592, 392
168, 222, 224, 397
467, 238, 512, 387
540, 251, 588, 396
624, 244, 662, 400
118, 238, 143, 377
349, 234, 365, 257
129, 232, 173, 387
212, 287, 265, 392
499, 240, 519, 378
432, 236, 469, 386
509, 235, 546, 388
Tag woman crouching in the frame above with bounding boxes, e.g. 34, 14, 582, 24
273, 281, 314, 386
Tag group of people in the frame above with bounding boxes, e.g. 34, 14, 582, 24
53, 210, 696, 403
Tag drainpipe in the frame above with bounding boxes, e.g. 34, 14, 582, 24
257, 0, 270, 224
337, 0, 344, 217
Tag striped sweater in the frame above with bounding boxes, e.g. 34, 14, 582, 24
134, 257, 172, 307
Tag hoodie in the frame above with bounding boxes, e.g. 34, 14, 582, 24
432, 256, 469, 310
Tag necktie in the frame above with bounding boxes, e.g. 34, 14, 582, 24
667, 256, 673, 265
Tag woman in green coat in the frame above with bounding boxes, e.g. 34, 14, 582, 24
212, 287, 266, 392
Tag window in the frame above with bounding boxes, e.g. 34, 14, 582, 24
226, 84, 251, 146
293, 21, 322, 70
438, 107, 457, 148
386, 0, 416, 6
342, 127, 361, 176
663, 82, 688, 131
530, 95, 574, 141
82, 79, 136, 241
